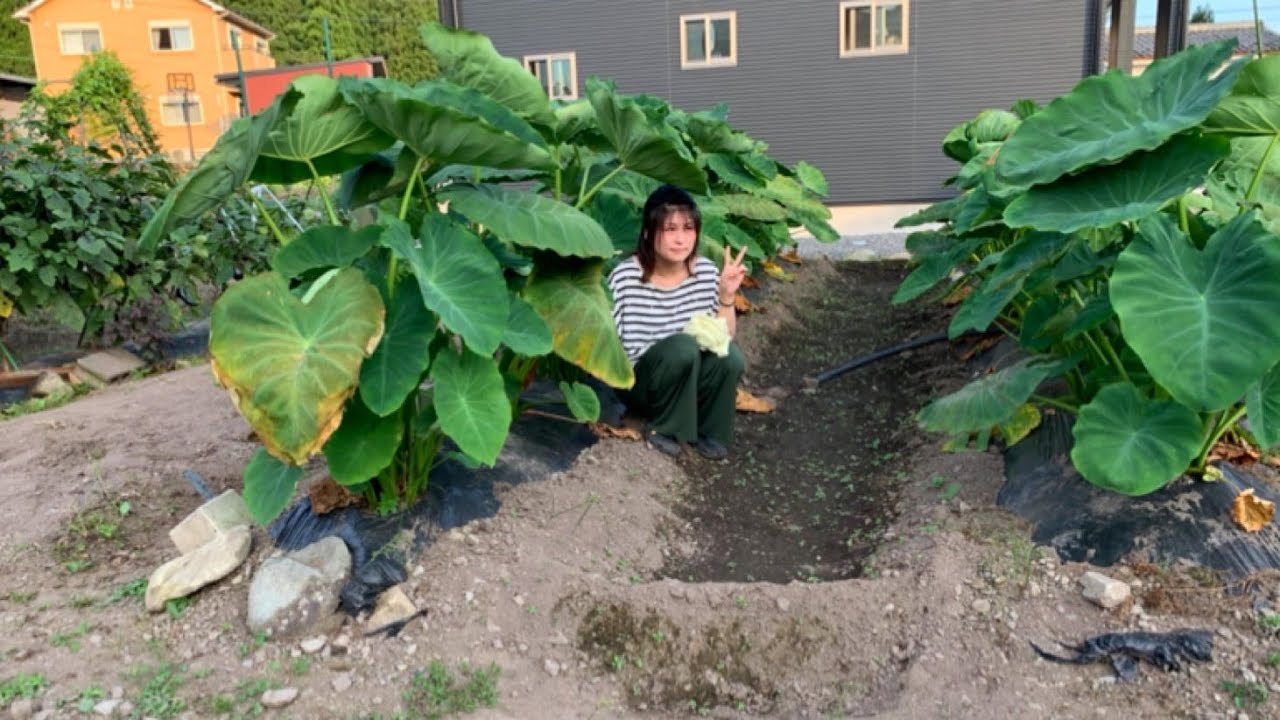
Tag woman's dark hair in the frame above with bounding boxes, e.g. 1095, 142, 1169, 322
636, 184, 701, 282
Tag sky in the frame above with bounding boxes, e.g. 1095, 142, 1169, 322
1135, 1, 1280, 29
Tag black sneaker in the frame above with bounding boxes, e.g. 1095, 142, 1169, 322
695, 435, 728, 460
646, 430, 682, 457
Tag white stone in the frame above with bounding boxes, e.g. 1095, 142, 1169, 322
843, 249, 879, 263
775, 597, 791, 612
367, 586, 417, 632
260, 687, 299, 708
972, 598, 992, 615
169, 490, 255, 555
1080, 571, 1131, 609
300, 637, 326, 654
543, 658, 561, 677
30, 371, 70, 398
92, 699, 122, 717
332, 674, 353, 692
146, 525, 253, 611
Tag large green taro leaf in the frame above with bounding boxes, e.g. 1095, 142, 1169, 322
586, 77, 707, 194
560, 381, 601, 423
995, 40, 1241, 189
896, 195, 964, 228
893, 238, 980, 304
242, 447, 304, 525
323, 397, 403, 486
341, 77, 552, 171
138, 100, 283, 254
359, 286, 435, 416
503, 297, 553, 357
1207, 135, 1280, 232
1205, 54, 1280, 135
420, 22, 555, 128
272, 225, 381, 280
437, 184, 613, 258
684, 109, 757, 154
948, 276, 1025, 338
707, 194, 787, 222
524, 261, 634, 389
1070, 383, 1203, 495
1111, 213, 1280, 411
210, 268, 385, 465
430, 348, 511, 466
1003, 134, 1230, 232
1247, 363, 1280, 450
793, 161, 829, 197
917, 358, 1060, 434
379, 216, 508, 356
252, 74, 393, 184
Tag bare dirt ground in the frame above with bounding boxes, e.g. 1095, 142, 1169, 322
2, 259, 1278, 719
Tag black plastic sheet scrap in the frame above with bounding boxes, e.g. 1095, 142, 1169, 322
999, 412, 1280, 580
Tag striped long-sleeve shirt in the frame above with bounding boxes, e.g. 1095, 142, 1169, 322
607, 256, 720, 363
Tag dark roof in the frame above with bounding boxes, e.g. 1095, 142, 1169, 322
0, 73, 36, 88
1134, 21, 1280, 58
214, 57, 386, 84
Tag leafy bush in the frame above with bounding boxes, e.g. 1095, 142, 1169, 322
142, 22, 837, 523
898, 40, 1280, 495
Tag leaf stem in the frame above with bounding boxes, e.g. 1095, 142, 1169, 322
552, 145, 562, 202
306, 159, 340, 226
1246, 133, 1279, 202
1031, 393, 1078, 414
1092, 329, 1131, 385
576, 164, 625, 209
1193, 404, 1249, 471
400, 156, 426, 221
248, 192, 288, 245
1177, 195, 1189, 235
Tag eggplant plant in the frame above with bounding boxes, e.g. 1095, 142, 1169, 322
140, 23, 836, 523
896, 39, 1280, 496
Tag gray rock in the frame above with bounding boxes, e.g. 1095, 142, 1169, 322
247, 537, 351, 639
299, 637, 326, 654
543, 658, 561, 677
92, 699, 122, 717
145, 525, 253, 612
972, 598, 992, 615
260, 687, 299, 708
1080, 571, 1131, 609
332, 673, 353, 692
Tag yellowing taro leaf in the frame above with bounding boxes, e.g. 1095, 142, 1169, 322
736, 387, 776, 414
590, 423, 642, 441
998, 403, 1042, 446
0, 292, 12, 318
762, 260, 794, 281
741, 276, 761, 289
1231, 489, 1275, 533
779, 248, 802, 265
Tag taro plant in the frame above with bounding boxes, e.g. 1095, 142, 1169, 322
141, 23, 835, 523
896, 39, 1280, 496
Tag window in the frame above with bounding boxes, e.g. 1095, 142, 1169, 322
255, 38, 270, 55
839, 1, 908, 56
680, 12, 736, 68
58, 25, 102, 55
524, 52, 577, 100
151, 22, 193, 51
159, 93, 204, 126
228, 26, 241, 48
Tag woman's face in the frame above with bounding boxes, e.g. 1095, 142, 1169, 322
653, 209, 697, 266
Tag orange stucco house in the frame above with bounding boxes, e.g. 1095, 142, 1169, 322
13, 0, 275, 161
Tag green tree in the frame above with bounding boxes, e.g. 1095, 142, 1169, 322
0, 0, 35, 76
223, 0, 437, 82
1191, 4, 1215, 23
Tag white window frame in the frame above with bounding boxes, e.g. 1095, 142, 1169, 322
679, 11, 737, 69
523, 52, 578, 100
158, 93, 204, 127
838, 0, 910, 58
254, 37, 270, 55
57, 23, 103, 56
228, 26, 241, 47
149, 20, 194, 52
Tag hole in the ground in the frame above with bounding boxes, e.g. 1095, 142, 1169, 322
657, 261, 954, 584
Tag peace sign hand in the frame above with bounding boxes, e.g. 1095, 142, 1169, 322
718, 244, 748, 304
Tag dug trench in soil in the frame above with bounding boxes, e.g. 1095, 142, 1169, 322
659, 260, 959, 584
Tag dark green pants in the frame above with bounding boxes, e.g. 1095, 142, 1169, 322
623, 333, 746, 445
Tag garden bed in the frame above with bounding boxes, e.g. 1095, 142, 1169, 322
1, 259, 1278, 718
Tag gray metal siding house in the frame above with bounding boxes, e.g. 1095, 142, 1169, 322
448, 1, 1092, 203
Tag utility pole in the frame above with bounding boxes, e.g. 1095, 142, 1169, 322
168, 73, 196, 162
323, 17, 334, 77
230, 31, 249, 117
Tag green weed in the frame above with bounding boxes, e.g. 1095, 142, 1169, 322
131, 663, 187, 719
110, 578, 147, 603
1222, 679, 1268, 709
403, 661, 500, 720
50, 621, 92, 652
0, 673, 46, 704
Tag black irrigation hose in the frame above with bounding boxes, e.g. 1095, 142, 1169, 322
803, 331, 952, 388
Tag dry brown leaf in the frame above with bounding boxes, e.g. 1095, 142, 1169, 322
590, 423, 642, 441
741, 276, 761, 289
309, 476, 362, 514
734, 292, 762, 314
736, 387, 776, 414
958, 334, 1001, 362
1232, 489, 1275, 533
943, 283, 972, 306
778, 248, 802, 265
1208, 439, 1261, 466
